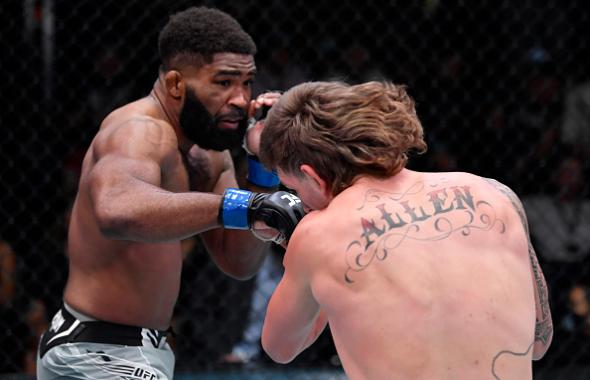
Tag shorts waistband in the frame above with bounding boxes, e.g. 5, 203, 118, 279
39, 305, 169, 358
63, 302, 97, 322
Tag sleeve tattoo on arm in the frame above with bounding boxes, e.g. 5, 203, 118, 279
483, 178, 553, 346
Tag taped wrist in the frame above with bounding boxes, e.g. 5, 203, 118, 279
247, 155, 280, 188
219, 188, 254, 229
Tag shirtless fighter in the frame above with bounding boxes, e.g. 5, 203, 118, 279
258, 81, 553, 380
37, 7, 304, 380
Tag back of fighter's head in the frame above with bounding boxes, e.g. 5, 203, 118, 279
260, 81, 428, 196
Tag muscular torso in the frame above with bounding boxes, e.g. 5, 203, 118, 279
305, 170, 535, 380
64, 96, 226, 329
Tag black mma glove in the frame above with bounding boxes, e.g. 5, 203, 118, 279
219, 188, 306, 244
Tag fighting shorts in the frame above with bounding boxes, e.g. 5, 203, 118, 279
37, 303, 174, 380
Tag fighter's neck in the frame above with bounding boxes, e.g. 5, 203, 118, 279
150, 77, 180, 129
150, 78, 191, 151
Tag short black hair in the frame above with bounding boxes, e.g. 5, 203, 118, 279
158, 6, 257, 70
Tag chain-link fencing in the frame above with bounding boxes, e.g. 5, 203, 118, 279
1, 0, 589, 378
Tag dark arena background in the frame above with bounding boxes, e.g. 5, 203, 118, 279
1, 0, 590, 379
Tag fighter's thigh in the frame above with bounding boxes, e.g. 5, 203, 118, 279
37, 343, 174, 380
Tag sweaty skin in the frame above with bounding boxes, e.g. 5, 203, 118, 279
262, 169, 552, 380
64, 53, 274, 330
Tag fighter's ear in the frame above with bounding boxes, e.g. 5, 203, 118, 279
300, 164, 330, 197
163, 70, 184, 100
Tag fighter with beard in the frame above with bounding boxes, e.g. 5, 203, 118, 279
36, 7, 304, 380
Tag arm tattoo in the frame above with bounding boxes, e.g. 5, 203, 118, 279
483, 178, 553, 345
531, 246, 553, 344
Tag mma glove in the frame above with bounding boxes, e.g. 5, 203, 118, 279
219, 188, 306, 244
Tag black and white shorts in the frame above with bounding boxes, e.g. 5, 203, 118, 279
37, 305, 174, 380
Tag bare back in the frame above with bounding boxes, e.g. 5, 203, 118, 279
65, 96, 227, 329
302, 170, 535, 380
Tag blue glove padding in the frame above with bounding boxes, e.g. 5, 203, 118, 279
219, 188, 252, 229
247, 155, 280, 188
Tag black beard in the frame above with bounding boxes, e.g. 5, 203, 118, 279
179, 88, 248, 151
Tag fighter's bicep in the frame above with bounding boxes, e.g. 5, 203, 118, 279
87, 123, 176, 207
90, 118, 177, 186
90, 153, 162, 189
86, 154, 162, 215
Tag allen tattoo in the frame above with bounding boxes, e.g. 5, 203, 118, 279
344, 182, 506, 283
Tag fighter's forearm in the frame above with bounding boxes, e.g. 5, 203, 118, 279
262, 307, 327, 364
201, 228, 270, 280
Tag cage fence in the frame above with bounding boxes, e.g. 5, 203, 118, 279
1, 0, 589, 379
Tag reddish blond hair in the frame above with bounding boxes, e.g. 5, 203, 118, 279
259, 81, 427, 196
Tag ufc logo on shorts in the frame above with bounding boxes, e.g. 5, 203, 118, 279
281, 193, 301, 207
133, 367, 157, 379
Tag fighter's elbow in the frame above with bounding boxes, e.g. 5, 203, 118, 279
94, 202, 135, 240
532, 338, 553, 361
261, 329, 300, 364
532, 320, 553, 361
267, 352, 295, 365
532, 347, 547, 361
218, 255, 261, 280
261, 341, 296, 364
220, 266, 257, 281
213, 247, 263, 280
